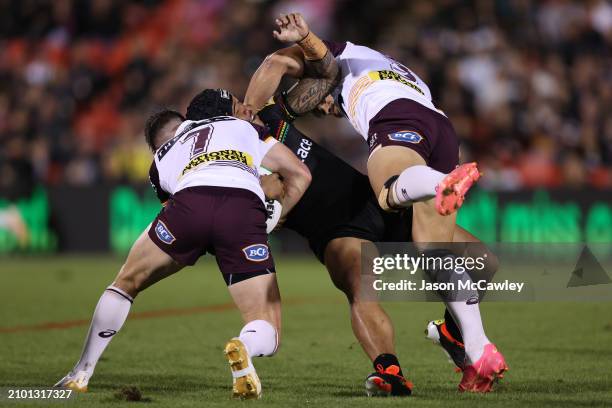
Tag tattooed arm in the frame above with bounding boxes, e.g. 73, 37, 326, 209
244, 12, 338, 115
285, 51, 338, 114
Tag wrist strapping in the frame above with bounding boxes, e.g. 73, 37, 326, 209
297, 31, 328, 61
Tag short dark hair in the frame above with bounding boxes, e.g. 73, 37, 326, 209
144, 109, 185, 151
186, 89, 233, 121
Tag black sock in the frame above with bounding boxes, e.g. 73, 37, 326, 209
444, 308, 464, 343
373, 353, 403, 376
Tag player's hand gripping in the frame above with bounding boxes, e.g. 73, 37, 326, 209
273, 13, 309, 43
260, 173, 285, 201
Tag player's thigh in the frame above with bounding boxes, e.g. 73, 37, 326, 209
324, 237, 373, 302
114, 225, 183, 297
212, 191, 280, 328
367, 145, 427, 197
228, 273, 281, 331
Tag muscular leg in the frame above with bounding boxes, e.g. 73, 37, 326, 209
368, 146, 490, 365
324, 237, 395, 361
59, 227, 183, 387
439, 225, 500, 343
368, 146, 456, 242
413, 202, 491, 365
223, 273, 281, 399
228, 273, 281, 356
113, 226, 184, 298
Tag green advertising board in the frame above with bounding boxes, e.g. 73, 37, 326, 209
0, 187, 610, 254
0, 188, 56, 253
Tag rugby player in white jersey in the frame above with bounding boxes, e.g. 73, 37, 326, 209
186, 85, 499, 397
54, 93, 311, 400
245, 13, 507, 393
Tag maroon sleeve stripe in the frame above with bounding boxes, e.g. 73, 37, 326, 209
322, 40, 347, 57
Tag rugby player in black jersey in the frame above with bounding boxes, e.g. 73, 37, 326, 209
184, 87, 493, 397
236, 12, 506, 395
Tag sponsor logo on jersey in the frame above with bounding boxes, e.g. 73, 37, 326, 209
368, 70, 425, 95
296, 138, 312, 162
388, 130, 423, 144
182, 150, 253, 176
242, 244, 269, 262
155, 220, 176, 244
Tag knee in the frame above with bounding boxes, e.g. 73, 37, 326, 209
324, 239, 365, 304
329, 266, 359, 304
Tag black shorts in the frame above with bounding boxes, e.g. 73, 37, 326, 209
308, 195, 413, 263
148, 186, 275, 277
367, 98, 459, 173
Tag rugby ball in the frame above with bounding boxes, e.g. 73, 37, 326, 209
259, 167, 283, 233
265, 199, 283, 233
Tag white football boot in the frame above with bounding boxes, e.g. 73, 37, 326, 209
54, 370, 90, 392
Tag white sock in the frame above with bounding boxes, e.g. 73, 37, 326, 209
390, 165, 446, 207
239, 320, 278, 357
446, 301, 490, 365
72, 286, 133, 376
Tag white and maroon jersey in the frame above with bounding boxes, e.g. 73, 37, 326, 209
324, 40, 443, 139
149, 116, 277, 204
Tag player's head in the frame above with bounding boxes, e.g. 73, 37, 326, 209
144, 109, 185, 151
314, 94, 343, 117
186, 88, 254, 122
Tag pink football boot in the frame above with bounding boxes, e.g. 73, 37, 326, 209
435, 162, 481, 215
458, 344, 508, 393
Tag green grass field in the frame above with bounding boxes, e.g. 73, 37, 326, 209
1, 256, 611, 407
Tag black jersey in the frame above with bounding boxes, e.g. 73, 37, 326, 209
258, 102, 411, 262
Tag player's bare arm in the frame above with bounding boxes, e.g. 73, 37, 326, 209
260, 173, 285, 201
244, 13, 338, 115
261, 142, 311, 218
244, 45, 305, 112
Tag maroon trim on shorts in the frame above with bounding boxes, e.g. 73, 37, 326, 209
367, 99, 459, 173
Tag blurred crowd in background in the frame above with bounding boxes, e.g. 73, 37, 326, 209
1, 0, 611, 200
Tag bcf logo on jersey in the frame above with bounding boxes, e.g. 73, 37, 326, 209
155, 220, 176, 244
388, 130, 423, 144
243, 244, 269, 262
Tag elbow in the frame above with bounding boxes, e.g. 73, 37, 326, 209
262, 52, 290, 74
287, 161, 311, 191
305, 171, 312, 187
300, 162, 312, 187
